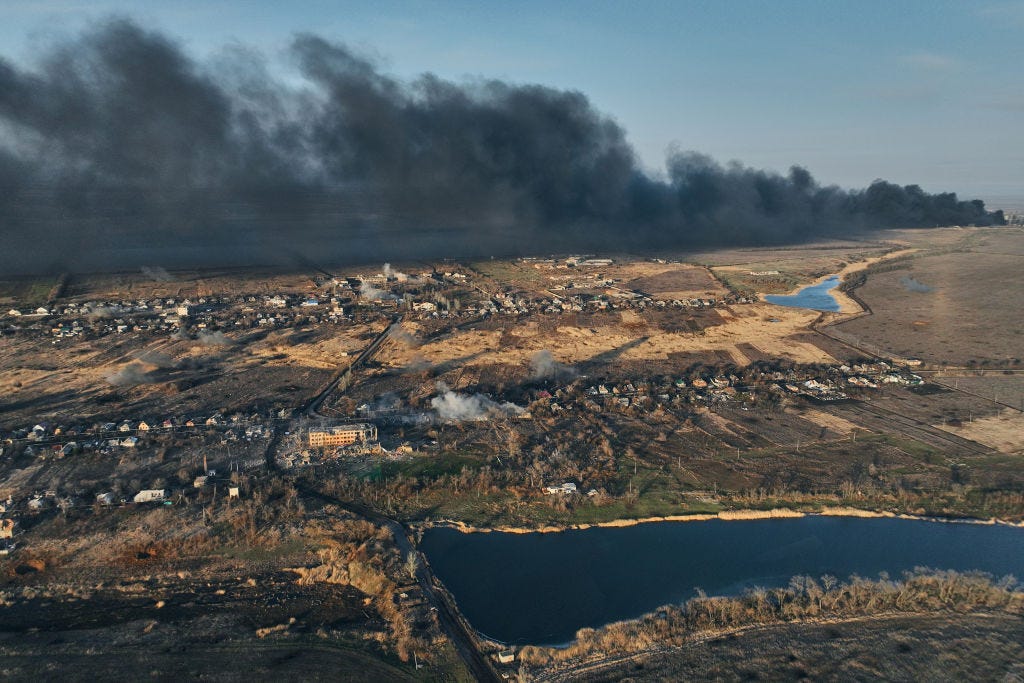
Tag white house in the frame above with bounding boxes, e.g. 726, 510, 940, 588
133, 489, 165, 503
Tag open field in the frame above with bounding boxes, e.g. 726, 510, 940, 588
936, 409, 1024, 455
0, 321, 388, 428
929, 372, 1024, 410
574, 613, 1024, 682
712, 246, 903, 299
60, 267, 325, 302
374, 302, 835, 385
833, 228, 1024, 365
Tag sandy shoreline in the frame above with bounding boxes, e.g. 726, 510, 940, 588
759, 247, 918, 315
421, 506, 1024, 535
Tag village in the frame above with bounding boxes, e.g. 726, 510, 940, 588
0, 244, 979, 583
0, 228, 1021, 681
0, 256, 762, 347
0, 343, 931, 555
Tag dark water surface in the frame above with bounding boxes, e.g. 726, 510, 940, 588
420, 517, 1024, 645
765, 275, 841, 311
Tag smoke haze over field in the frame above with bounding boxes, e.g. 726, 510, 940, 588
0, 19, 1005, 275
529, 350, 578, 381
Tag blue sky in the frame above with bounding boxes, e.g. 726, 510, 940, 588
3, 0, 1022, 204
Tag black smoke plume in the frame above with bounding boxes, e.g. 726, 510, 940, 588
0, 19, 1004, 275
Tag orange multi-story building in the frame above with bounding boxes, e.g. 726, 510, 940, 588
308, 424, 378, 448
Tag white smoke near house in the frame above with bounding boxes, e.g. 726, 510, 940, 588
360, 281, 392, 300
529, 350, 578, 380
383, 262, 413, 282
360, 392, 403, 415
197, 330, 234, 346
430, 382, 523, 421
87, 305, 115, 321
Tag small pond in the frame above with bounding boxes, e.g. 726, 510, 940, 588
765, 275, 841, 312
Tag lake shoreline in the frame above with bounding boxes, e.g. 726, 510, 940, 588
419, 506, 1024, 535
758, 247, 918, 315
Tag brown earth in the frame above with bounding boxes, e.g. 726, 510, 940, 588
572, 613, 1024, 682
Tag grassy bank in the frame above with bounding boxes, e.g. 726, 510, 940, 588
518, 569, 1023, 676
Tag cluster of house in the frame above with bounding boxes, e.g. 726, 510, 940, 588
542, 482, 600, 497
2, 414, 274, 459
1, 289, 382, 342
563, 362, 926, 410
405, 287, 754, 322
0, 477, 242, 536
4, 258, 764, 344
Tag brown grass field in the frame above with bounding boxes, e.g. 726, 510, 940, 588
833, 228, 1024, 365
576, 613, 1024, 682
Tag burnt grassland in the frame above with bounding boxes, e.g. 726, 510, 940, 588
0, 322, 374, 428
0, 482, 470, 681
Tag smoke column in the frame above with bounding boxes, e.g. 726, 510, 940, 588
0, 19, 1004, 274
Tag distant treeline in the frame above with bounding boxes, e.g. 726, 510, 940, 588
519, 568, 1022, 666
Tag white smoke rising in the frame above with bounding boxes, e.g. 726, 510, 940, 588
105, 361, 155, 386
900, 276, 933, 293
430, 382, 523, 421
360, 281, 392, 300
383, 262, 412, 282
87, 305, 115, 321
197, 330, 234, 346
140, 265, 173, 282
388, 324, 418, 347
134, 349, 176, 367
529, 350, 578, 380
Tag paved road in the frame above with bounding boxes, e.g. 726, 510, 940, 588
298, 486, 499, 683
305, 315, 403, 417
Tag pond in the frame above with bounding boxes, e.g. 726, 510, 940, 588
765, 275, 841, 312
420, 517, 1024, 645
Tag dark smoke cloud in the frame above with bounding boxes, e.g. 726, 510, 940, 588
0, 19, 1005, 275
